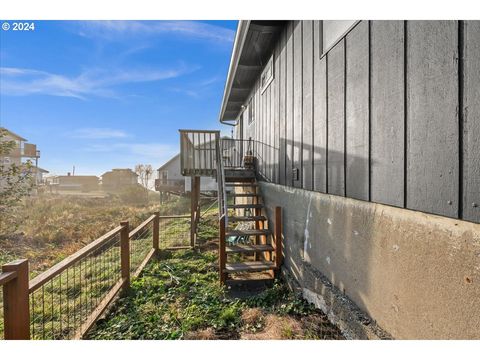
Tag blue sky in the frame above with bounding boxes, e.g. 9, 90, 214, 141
0, 20, 236, 175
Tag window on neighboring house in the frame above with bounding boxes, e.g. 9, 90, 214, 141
322, 20, 357, 55
248, 96, 255, 124
161, 170, 168, 184
3, 157, 11, 164
260, 55, 274, 94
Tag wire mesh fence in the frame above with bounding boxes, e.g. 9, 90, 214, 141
1, 212, 194, 340
159, 215, 191, 249
29, 231, 123, 340
129, 218, 154, 276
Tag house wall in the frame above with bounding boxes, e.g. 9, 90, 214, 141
160, 155, 218, 192
237, 20, 480, 224
233, 20, 480, 339
261, 181, 480, 339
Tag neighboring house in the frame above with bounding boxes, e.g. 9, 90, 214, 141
155, 153, 218, 194
101, 168, 138, 192
0, 127, 41, 168
219, 21, 480, 339
0, 127, 44, 188
32, 166, 49, 185
50, 174, 99, 192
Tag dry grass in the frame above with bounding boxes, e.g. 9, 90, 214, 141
0, 194, 192, 273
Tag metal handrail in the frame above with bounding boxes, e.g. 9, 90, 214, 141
216, 136, 228, 228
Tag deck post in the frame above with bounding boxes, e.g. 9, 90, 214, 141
219, 215, 227, 284
275, 207, 283, 270
190, 176, 200, 248
2, 259, 30, 340
120, 221, 130, 290
153, 212, 160, 253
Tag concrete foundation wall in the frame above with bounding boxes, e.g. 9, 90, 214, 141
260, 181, 480, 339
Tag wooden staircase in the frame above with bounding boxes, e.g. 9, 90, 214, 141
219, 169, 283, 284
178, 130, 282, 285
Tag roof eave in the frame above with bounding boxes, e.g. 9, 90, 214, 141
219, 20, 251, 125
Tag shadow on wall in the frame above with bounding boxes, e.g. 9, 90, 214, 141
259, 138, 480, 339
257, 137, 383, 337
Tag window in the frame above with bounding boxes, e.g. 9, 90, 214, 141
3, 157, 11, 164
322, 20, 357, 55
161, 170, 168, 184
260, 55, 274, 94
248, 96, 255, 125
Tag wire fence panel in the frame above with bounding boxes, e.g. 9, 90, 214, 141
1, 212, 189, 340
159, 216, 191, 249
129, 221, 154, 276
29, 232, 122, 340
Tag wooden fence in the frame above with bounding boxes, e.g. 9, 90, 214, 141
0, 213, 191, 340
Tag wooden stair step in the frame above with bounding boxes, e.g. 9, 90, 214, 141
226, 244, 274, 253
228, 204, 263, 209
229, 215, 267, 222
226, 229, 272, 237
224, 261, 276, 273
226, 182, 259, 187
229, 193, 260, 197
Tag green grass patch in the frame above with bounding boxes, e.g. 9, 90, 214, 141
86, 249, 344, 340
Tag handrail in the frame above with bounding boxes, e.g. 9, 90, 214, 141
216, 136, 228, 228
0, 271, 17, 286
179, 129, 220, 134
129, 214, 156, 238
158, 215, 190, 219
29, 225, 125, 293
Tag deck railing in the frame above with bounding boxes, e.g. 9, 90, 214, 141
219, 138, 256, 168
0, 212, 192, 340
179, 130, 219, 177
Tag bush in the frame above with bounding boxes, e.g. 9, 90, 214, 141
118, 185, 148, 206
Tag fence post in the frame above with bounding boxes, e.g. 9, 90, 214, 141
153, 212, 160, 253
2, 259, 30, 340
274, 207, 283, 270
120, 221, 130, 290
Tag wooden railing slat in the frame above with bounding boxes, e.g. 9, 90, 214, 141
128, 214, 156, 238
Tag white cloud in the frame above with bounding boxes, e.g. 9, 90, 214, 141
69, 128, 128, 139
0, 65, 193, 99
76, 21, 235, 43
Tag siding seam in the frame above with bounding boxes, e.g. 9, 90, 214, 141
458, 20, 464, 220
403, 20, 408, 209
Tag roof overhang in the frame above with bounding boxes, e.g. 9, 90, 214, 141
219, 21, 287, 125
0, 127, 27, 141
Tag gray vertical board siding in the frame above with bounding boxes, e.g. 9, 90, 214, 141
370, 20, 405, 207
293, 20, 303, 188
406, 21, 459, 218
313, 20, 327, 193
327, 41, 346, 196
273, 41, 279, 184
279, 28, 287, 185
463, 21, 480, 222
260, 71, 265, 178
302, 20, 314, 191
286, 22, 294, 187
345, 21, 369, 201
267, 84, 272, 181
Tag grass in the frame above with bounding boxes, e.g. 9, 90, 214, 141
86, 249, 345, 340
